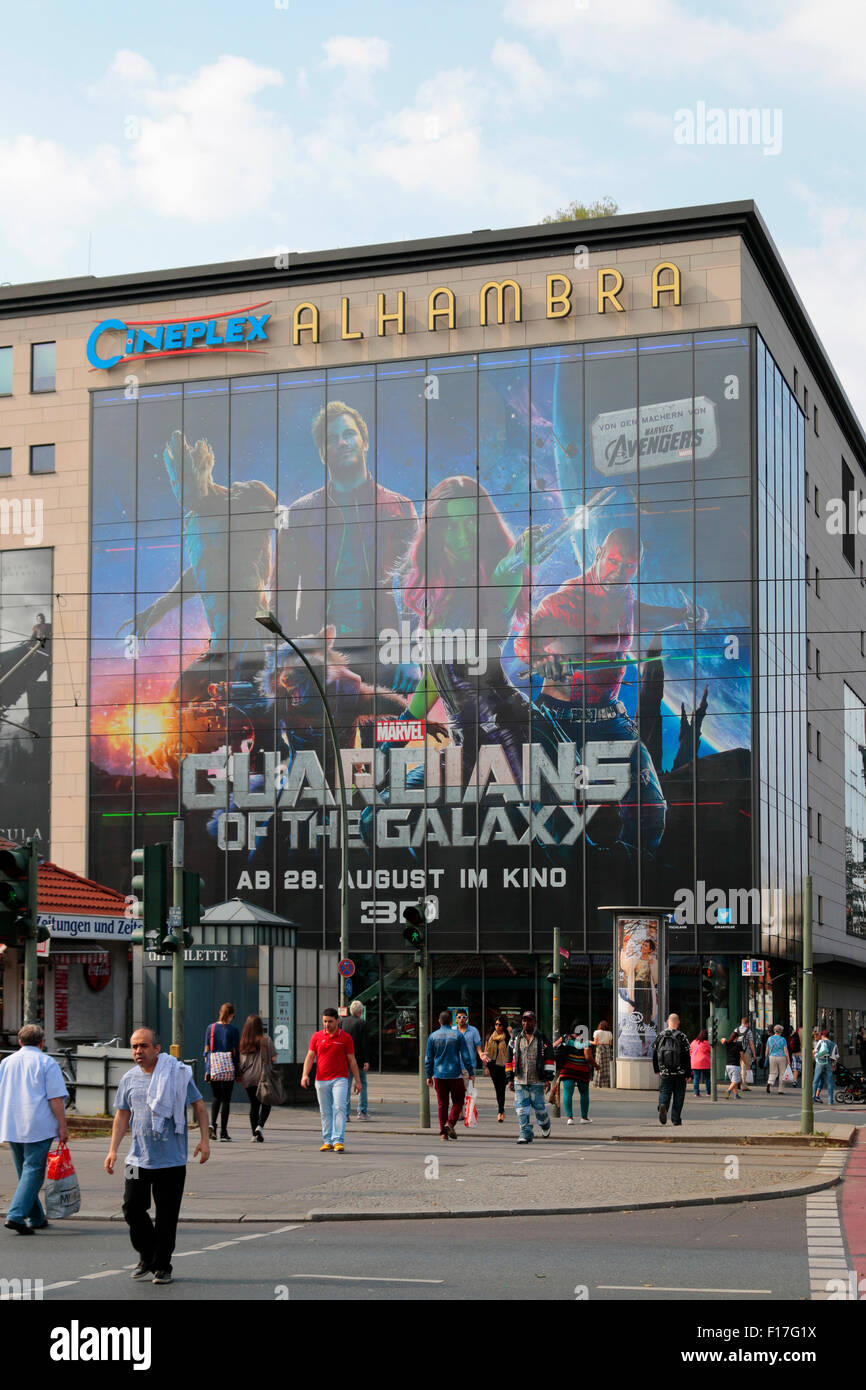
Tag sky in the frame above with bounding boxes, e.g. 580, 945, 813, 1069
1, 0, 865, 421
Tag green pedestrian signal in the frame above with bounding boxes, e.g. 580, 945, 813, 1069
402, 903, 425, 949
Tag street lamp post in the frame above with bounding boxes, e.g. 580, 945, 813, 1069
256, 609, 350, 1007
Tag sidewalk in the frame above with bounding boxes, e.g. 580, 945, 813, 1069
5, 1074, 850, 1224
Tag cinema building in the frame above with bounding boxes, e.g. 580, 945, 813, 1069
1, 200, 865, 1069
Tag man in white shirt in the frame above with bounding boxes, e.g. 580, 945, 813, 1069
0, 1024, 68, 1234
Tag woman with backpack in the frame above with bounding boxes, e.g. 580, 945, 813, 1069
554, 1022, 596, 1124
237, 1015, 278, 1142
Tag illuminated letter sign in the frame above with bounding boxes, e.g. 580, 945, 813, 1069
86, 301, 272, 370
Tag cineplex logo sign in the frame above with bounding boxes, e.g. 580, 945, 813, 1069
86, 301, 271, 370
672, 882, 784, 926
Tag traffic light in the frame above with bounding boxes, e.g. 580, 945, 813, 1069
710, 1016, 719, 1044
0, 846, 30, 941
402, 903, 425, 948
702, 958, 720, 1005
181, 870, 203, 948
129, 844, 169, 945
0, 843, 42, 945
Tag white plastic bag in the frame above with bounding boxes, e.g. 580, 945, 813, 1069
463, 1082, 478, 1128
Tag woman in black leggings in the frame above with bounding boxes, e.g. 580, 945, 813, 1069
237, 1015, 278, 1142
483, 1017, 510, 1122
204, 1003, 240, 1141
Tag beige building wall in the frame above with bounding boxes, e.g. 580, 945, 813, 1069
0, 232, 745, 877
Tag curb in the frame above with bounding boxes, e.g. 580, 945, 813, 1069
73, 1170, 843, 1225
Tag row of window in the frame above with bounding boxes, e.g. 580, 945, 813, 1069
0, 445, 54, 477
805, 462, 860, 574
793, 366, 819, 437
0, 342, 55, 396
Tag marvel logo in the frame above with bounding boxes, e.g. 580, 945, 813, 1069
375, 719, 425, 744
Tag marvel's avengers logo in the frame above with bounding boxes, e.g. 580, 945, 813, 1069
86, 301, 271, 370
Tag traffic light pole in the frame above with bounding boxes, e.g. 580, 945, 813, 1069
171, 820, 184, 1060
551, 925, 561, 1117
419, 933, 430, 1130
22, 840, 38, 1026
801, 875, 814, 1136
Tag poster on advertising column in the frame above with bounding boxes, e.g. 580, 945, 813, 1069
613, 912, 668, 1066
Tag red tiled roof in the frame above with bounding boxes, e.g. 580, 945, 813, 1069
0, 838, 127, 915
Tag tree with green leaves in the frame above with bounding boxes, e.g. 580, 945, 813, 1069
540, 197, 619, 225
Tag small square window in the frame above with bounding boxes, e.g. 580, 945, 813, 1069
808, 807, 813, 837
806, 639, 812, 668
29, 443, 55, 474
814, 405, 819, 436
804, 385, 809, 414
806, 553, 811, 585
816, 729, 822, 760
0, 346, 12, 396
860, 632, 864, 658
0, 447, 10, 478
794, 367, 799, 395
814, 485, 820, 518
807, 722, 812, 751
815, 567, 821, 598
31, 342, 55, 393
805, 470, 810, 501
817, 814, 823, 844
816, 647, 821, 678
818, 895, 823, 925
861, 560, 865, 588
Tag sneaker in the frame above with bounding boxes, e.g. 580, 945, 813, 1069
320, 1142, 333, 1151
254, 1126, 264, 1143
539, 1123, 551, 1138
566, 1118, 574, 1126
208, 1124, 216, 1140
333, 1143, 345, 1153
219, 1134, 232, 1142
658, 1104, 668, 1125
671, 1119, 682, 1126
357, 1113, 370, 1121
440, 1132, 450, 1141
444, 1123, 457, 1139
151, 1268, 173, 1285
580, 1117, 592, 1124
517, 1135, 533, 1144
130, 1260, 153, 1280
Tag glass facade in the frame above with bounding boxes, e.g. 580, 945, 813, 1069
755, 334, 807, 960
844, 683, 866, 939
88, 330, 756, 956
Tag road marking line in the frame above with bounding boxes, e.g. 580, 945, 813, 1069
288, 1273, 444, 1284
598, 1285, 772, 1294
42, 1281, 79, 1290
80, 1270, 125, 1280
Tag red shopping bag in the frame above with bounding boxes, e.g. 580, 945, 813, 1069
463, 1084, 478, 1128
45, 1141, 81, 1218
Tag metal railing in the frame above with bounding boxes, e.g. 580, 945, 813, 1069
0, 1049, 199, 1115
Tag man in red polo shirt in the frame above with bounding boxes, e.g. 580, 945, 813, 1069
300, 1009, 362, 1152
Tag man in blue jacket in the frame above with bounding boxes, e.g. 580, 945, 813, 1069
425, 1010, 475, 1140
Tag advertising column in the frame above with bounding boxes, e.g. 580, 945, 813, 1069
608, 909, 669, 1088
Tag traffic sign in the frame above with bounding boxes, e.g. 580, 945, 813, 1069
338, 958, 355, 978
345, 979, 353, 998
168, 905, 182, 927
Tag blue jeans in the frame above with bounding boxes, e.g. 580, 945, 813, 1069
513, 1082, 550, 1139
658, 1075, 687, 1122
316, 1077, 349, 1144
561, 1077, 590, 1119
354, 1070, 368, 1116
692, 1069, 710, 1096
813, 1062, 835, 1103
7, 1138, 53, 1225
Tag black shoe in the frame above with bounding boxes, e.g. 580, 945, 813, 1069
151, 1268, 173, 1285
444, 1122, 457, 1139
30, 1220, 50, 1230
254, 1126, 264, 1143
4, 1220, 34, 1235
658, 1104, 668, 1125
671, 1119, 682, 1126
219, 1134, 232, 1142
131, 1260, 153, 1280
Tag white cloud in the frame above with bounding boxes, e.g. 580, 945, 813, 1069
490, 38, 551, 109
110, 50, 157, 85
321, 36, 391, 75
0, 134, 121, 266
784, 189, 866, 429
625, 108, 674, 138
130, 56, 289, 219
504, 0, 866, 93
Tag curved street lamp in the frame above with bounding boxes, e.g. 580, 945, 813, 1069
256, 608, 349, 1006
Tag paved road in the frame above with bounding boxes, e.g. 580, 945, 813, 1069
0, 1198, 816, 1301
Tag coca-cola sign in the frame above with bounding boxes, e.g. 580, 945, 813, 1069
84, 955, 111, 992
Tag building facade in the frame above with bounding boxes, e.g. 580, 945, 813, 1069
1, 201, 864, 1067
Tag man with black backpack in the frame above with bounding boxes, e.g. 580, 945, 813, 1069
652, 1013, 692, 1126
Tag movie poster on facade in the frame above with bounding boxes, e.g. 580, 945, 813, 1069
614, 914, 665, 1061
87, 333, 754, 952
0, 548, 52, 850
